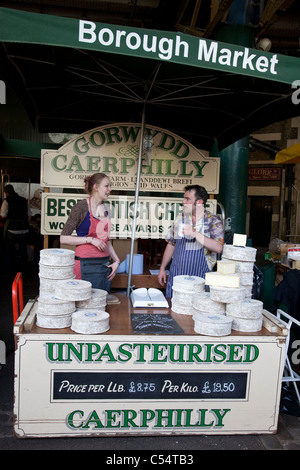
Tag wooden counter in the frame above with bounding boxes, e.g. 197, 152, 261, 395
16, 293, 284, 338
14, 294, 288, 438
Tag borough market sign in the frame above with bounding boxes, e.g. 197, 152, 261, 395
0, 7, 297, 84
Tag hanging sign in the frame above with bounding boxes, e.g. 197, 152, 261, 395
41, 193, 217, 238
1, 7, 299, 84
40, 123, 219, 194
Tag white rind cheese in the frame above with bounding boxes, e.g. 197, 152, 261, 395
71, 310, 110, 334
193, 313, 232, 336
222, 257, 254, 273
209, 286, 246, 304
192, 292, 226, 315
172, 287, 197, 305
39, 248, 75, 266
55, 279, 92, 301
226, 299, 263, 319
239, 272, 254, 286
39, 275, 75, 295
227, 315, 263, 332
37, 294, 76, 316
36, 313, 72, 329
222, 244, 257, 262
173, 275, 205, 292
39, 263, 74, 280
171, 300, 194, 315
76, 288, 107, 309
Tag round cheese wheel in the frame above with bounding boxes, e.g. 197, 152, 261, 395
193, 313, 232, 336
76, 288, 107, 309
226, 299, 263, 319
227, 315, 263, 332
171, 300, 194, 315
39, 276, 75, 295
39, 263, 74, 280
36, 313, 72, 329
39, 248, 75, 266
173, 275, 205, 292
243, 285, 253, 298
37, 294, 76, 316
55, 279, 92, 301
209, 286, 246, 304
222, 245, 257, 262
222, 257, 254, 273
239, 272, 254, 285
172, 287, 194, 305
192, 292, 226, 315
71, 310, 110, 334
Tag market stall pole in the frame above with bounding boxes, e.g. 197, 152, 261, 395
126, 67, 161, 297
126, 101, 146, 297
13, 294, 288, 438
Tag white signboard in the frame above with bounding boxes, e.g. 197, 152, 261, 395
14, 328, 286, 437
40, 123, 220, 193
41, 193, 217, 238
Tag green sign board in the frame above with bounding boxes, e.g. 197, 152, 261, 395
0, 7, 299, 85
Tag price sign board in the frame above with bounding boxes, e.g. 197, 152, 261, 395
14, 304, 287, 438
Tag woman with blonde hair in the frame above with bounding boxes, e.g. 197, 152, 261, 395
60, 173, 120, 293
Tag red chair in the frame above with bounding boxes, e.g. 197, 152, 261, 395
12, 272, 24, 325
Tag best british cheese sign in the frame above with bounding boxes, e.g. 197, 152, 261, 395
40, 123, 220, 193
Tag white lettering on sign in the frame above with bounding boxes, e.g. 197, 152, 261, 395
78, 20, 189, 61
197, 40, 278, 75
78, 20, 279, 76
40, 123, 220, 193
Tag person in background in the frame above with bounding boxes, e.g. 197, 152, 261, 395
158, 184, 224, 297
1, 184, 31, 278
60, 173, 120, 294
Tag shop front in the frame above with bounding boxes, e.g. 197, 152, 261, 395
2, 5, 299, 439
12, 123, 288, 438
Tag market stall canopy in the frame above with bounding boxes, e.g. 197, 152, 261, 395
274, 142, 300, 164
0, 6, 300, 151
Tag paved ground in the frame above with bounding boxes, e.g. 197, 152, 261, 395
1, 264, 300, 451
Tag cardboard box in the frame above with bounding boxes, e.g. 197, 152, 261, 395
292, 260, 300, 270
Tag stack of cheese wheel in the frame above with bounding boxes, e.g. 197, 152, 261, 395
171, 275, 205, 315
221, 241, 257, 298
226, 298, 263, 332
205, 258, 246, 306
39, 248, 75, 296
36, 294, 76, 329
192, 292, 232, 336
76, 288, 108, 310
192, 291, 226, 316
37, 248, 76, 329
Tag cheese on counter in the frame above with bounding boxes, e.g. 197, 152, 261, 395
217, 260, 236, 274
205, 271, 240, 288
193, 313, 232, 336
209, 286, 246, 304
233, 233, 247, 247
222, 244, 257, 262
